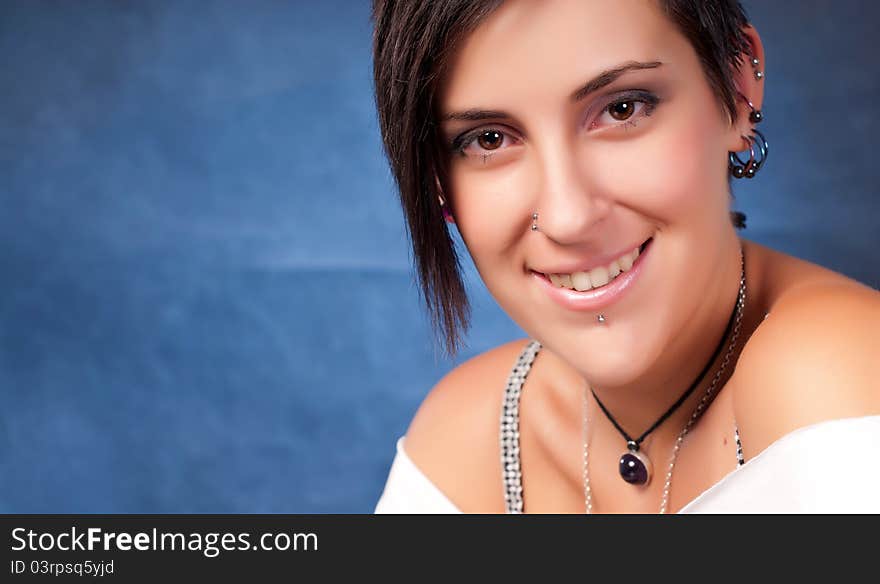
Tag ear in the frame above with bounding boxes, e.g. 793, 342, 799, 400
435, 174, 446, 206
435, 175, 456, 223
724, 24, 766, 152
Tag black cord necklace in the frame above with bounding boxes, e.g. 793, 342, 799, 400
590, 276, 743, 487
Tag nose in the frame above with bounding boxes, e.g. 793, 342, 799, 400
532, 141, 610, 244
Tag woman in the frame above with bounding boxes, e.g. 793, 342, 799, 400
371, 0, 880, 513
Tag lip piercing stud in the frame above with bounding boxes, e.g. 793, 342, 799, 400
597, 314, 606, 324
531, 212, 539, 231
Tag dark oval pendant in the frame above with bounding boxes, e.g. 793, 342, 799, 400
619, 450, 652, 486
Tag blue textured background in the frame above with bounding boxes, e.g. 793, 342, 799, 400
1, 1, 877, 513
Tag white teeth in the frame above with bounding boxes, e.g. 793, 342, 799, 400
571, 271, 592, 291
588, 266, 609, 288
608, 259, 621, 279
546, 241, 646, 292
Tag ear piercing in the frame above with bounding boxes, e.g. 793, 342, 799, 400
751, 56, 763, 80
438, 196, 455, 223
441, 204, 455, 223
741, 95, 764, 124
748, 102, 763, 124
729, 129, 769, 179
729, 91, 768, 179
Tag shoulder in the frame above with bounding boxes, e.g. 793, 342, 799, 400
732, 278, 880, 460
402, 338, 534, 511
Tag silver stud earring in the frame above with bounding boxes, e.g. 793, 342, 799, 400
597, 314, 606, 324
750, 56, 763, 80
531, 212, 538, 231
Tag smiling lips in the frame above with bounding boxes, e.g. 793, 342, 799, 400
542, 240, 647, 292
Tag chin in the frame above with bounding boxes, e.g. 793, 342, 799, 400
538, 323, 663, 389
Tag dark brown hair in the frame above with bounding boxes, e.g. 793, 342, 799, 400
372, 0, 753, 355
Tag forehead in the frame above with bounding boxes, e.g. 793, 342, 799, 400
440, 0, 688, 111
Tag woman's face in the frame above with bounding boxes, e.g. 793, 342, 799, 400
437, 0, 750, 386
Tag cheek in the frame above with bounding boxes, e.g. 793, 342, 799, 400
447, 166, 530, 261
591, 110, 728, 222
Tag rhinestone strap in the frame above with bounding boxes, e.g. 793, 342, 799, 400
500, 249, 747, 514
500, 340, 542, 514
735, 423, 745, 467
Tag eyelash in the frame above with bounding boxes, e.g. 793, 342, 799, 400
449, 90, 661, 161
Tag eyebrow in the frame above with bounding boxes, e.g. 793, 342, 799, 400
440, 60, 663, 123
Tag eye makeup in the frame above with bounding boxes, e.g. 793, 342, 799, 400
592, 89, 661, 128
446, 88, 663, 160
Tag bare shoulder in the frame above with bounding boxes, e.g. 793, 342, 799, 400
733, 269, 880, 460
402, 338, 533, 512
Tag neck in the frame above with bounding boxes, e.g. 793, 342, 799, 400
587, 237, 751, 449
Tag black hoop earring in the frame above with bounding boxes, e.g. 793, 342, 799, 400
729, 130, 769, 179
752, 129, 769, 167
729, 135, 756, 179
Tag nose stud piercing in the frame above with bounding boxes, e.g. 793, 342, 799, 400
531, 212, 539, 231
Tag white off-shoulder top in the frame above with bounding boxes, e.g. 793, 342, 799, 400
374, 415, 880, 513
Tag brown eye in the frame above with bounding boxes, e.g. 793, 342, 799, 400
477, 130, 503, 150
608, 101, 636, 121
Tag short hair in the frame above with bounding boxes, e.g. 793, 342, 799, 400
372, 0, 753, 355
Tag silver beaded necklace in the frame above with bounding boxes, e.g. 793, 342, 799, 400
582, 248, 747, 514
